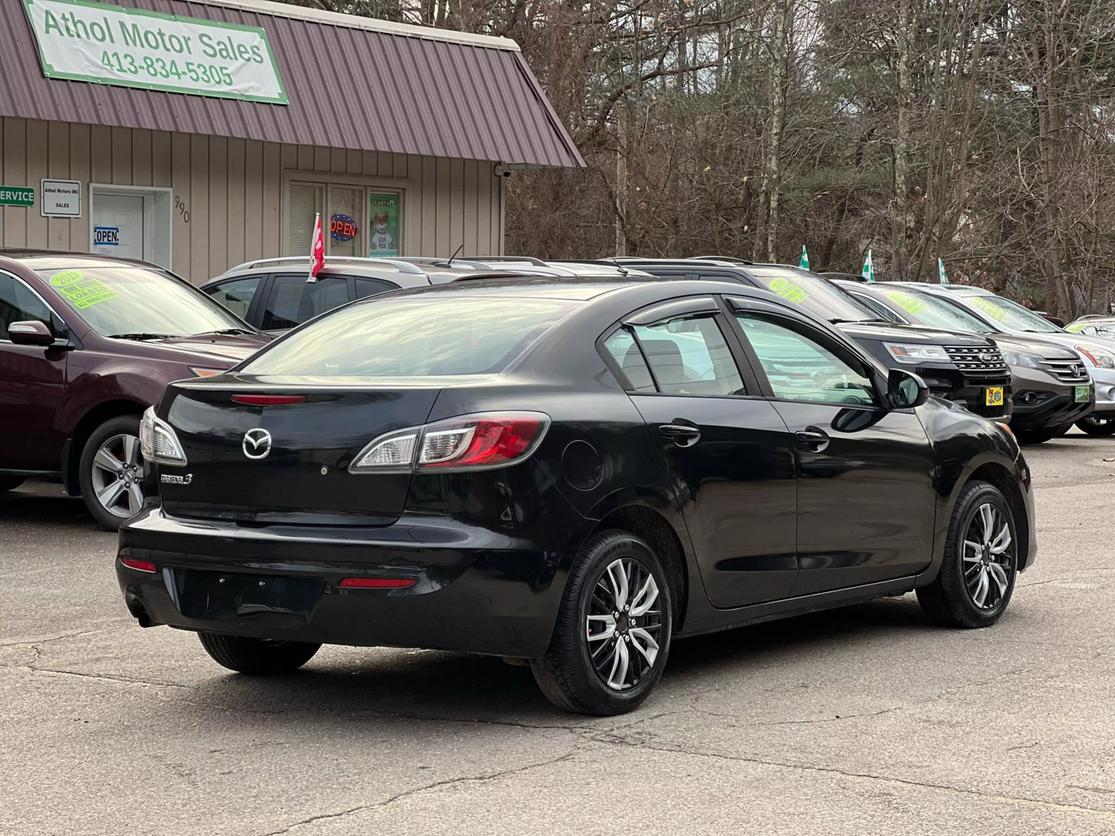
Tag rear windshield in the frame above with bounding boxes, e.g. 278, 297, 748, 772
743, 266, 878, 324
240, 296, 574, 377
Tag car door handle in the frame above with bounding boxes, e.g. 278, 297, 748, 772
794, 426, 830, 452
659, 423, 701, 447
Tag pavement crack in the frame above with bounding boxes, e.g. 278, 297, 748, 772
258, 749, 579, 835
0, 662, 192, 690
0, 626, 118, 650
591, 736, 1115, 821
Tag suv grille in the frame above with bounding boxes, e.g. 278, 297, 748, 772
1040, 357, 1090, 383
944, 345, 1009, 375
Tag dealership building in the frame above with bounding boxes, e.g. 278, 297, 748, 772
0, 0, 582, 282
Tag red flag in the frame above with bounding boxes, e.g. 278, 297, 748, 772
307, 212, 325, 283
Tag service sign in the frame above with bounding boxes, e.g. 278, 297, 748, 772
23, 0, 288, 105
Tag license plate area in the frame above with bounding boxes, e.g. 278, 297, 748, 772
1075, 384, 1092, 403
985, 386, 1004, 407
173, 569, 323, 625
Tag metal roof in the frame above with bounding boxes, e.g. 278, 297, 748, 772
0, 0, 584, 168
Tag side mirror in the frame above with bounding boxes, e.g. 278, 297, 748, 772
888, 368, 929, 409
8, 320, 54, 347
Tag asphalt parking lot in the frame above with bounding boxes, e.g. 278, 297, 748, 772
2, 432, 1113, 835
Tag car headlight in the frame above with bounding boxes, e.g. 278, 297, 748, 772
1001, 350, 1043, 369
139, 406, 188, 466
1074, 344, 1115, 369
884, 343, 950, 364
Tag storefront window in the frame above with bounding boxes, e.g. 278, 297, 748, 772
286, 183, 324, 257
286, 181, 402, 259
327, 186, 362, 258
368, 192, 401, 257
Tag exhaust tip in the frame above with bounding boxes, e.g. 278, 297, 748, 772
126, 594, 153, 628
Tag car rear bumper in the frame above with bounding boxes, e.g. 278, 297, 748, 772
116, 508, 567, 658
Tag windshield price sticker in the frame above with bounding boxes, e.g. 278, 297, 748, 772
50, 269, 118, 309
883, 289, 927, 315
969, 295, 1008, 322
23, 0, 288, 105
768, 276, 809, 305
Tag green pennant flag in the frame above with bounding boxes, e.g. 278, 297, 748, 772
799, 244, 810, 270
861, 249, 875, 283
938, 257, 949, 285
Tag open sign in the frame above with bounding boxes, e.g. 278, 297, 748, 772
330, 213, 358, 242
93, 226, 120, 246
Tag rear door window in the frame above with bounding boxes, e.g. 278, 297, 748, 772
630, 315, 745, 396
205, 276, 262, 319
260, 274, 351, 330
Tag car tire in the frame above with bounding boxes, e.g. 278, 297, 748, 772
78, 414, 145, 531
531, 530, 673, 716
198, 633, 321, 675
0, 476, 25, 493
916, 481, 1018, 629
1076, 415, 1115, 436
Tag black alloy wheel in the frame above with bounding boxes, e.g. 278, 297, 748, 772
917, 481, 1017, 628
531, 530, 673, 715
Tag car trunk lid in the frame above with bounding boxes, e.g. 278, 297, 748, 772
157, 379, 441, 524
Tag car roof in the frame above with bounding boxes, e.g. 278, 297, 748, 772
0, 250, 167, 273
207, 256, 432, 287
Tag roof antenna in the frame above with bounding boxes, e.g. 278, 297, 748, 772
447, 243, 463, 267
611, 257, 628, 277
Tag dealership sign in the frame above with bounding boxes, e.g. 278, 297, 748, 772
0, 186, 34, 207
22, 0, 288, 105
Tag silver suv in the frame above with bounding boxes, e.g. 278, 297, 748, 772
202, 257, 433, 333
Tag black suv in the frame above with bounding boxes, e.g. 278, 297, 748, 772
607, 259, 1012, 421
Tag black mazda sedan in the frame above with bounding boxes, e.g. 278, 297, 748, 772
118, 278, 1035, 715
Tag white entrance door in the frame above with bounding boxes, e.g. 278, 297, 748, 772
91, 193, 145, 259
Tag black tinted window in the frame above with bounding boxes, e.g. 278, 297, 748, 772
355, 278, 397, 299
0, 275, 51, 340
206, 276, 261, 319
261, 274, 350, 331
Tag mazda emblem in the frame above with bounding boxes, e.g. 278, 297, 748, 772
242, 428, 272, 460
979, 353, 997, 364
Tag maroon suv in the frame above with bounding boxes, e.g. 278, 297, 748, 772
0, 251, 269, 529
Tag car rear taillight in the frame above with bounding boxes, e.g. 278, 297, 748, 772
120, 557, 157, 573
349, 412, 550, 474
338, 577, 416, 589
139, 407, 187, 466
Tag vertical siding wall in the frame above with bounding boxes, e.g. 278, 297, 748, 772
0, 117, 504, 283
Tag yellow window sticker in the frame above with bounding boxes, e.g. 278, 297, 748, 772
968, 295, 1008, 322
882, 289, 927, 315
768, 276, 809, 305
50, 270, 118, 309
